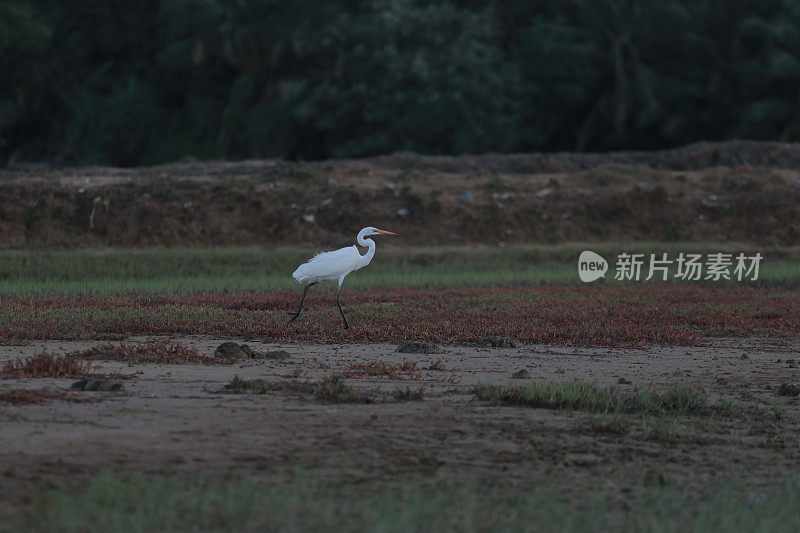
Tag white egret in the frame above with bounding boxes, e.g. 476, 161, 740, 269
288, 226, 397, 329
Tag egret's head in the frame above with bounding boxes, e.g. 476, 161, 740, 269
361, 226, 397, 237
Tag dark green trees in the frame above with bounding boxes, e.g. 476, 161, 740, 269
1, 0, 799, 165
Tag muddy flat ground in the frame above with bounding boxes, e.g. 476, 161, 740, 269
1, 337, 799, 508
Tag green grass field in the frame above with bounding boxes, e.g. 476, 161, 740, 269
4, 471, 799, 532
1, 243, 798, 294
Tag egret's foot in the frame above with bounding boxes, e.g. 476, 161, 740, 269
287, 311, 301, 323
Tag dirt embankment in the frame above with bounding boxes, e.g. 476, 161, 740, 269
2, 141, 799, 248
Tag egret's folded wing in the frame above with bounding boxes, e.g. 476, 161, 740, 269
292, 246, 359, 282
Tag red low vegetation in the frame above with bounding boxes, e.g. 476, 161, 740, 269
0, 353, 94, 379
0, 286, 797, 347
0, 388, 89, 405
69, 340, 217, 364
341, 360, 462, 383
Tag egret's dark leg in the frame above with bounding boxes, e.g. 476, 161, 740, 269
336, 285, 349, 329
287, 282, 316, 323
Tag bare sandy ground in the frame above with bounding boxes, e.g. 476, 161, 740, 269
1, 336, 799, 507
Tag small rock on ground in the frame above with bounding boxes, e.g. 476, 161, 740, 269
214, 342, 251, 360
396, 341, 443, 354
777, 383, 800, 396
477, 337, 520, 348
71, 379, 124, 392
511, 369, 531, 379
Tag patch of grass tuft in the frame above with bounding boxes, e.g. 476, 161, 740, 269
632, 383, 705, 415
314, 374, 371, 403
474, 380, 705, 415
221, 376, 314, 395
642, 417, 678, 441
393, 386, 425, 401
222, 376, 270, 394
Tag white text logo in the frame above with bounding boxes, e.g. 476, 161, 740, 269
578, 251, 609, 283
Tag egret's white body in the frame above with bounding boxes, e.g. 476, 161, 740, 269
288, 226, 396, 328
292, 244, 370, 285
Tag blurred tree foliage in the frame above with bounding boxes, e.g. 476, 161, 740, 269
1, 0, 799, 165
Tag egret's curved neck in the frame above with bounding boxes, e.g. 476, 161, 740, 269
356, 233, 376, 269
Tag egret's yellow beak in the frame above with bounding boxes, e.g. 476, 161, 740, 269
376, 229, 397, 236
